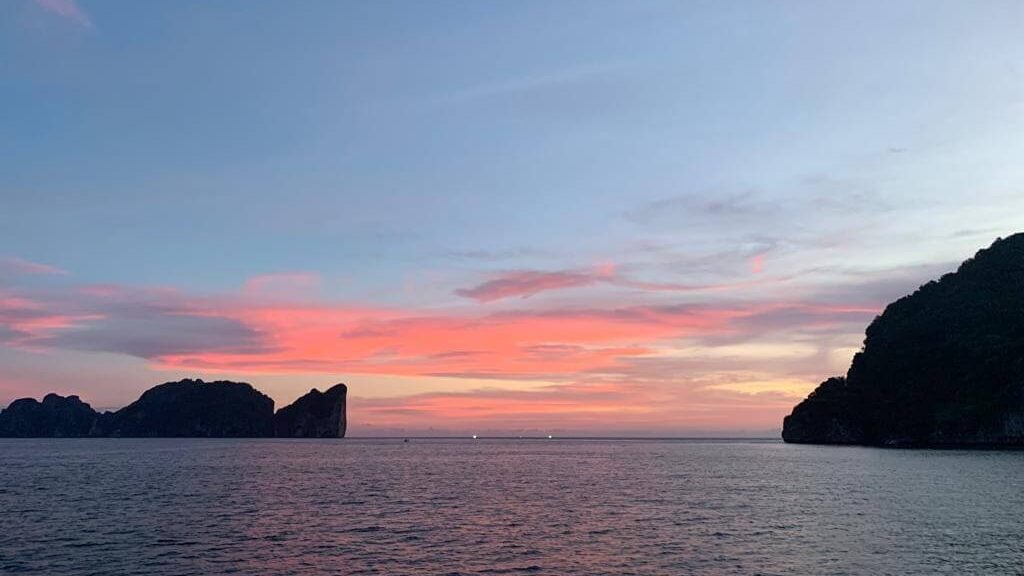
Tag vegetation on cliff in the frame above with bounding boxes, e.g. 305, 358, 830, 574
784, 234, 1024, 446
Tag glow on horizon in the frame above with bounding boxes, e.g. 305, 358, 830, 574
0, 261, 911, 433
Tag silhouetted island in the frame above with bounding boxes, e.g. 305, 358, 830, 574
0, 379, 347, 438
273, 383, 348, 438
783, 234, 1024, 447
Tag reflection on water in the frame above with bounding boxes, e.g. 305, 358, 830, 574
1, 438, 1022, 575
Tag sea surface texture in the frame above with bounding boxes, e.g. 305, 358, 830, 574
1, 439, 1022, 575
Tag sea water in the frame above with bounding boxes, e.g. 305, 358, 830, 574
1, 438, 1022, 575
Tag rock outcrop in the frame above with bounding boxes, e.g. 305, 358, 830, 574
273, 384, 347, 438
95, 379, 275, 438
0, 379, 348, 438
783, 234, 1024, 447
0, 393, 100, 438
781, 378, 866, 444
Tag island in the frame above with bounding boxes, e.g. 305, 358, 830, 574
273, 383, 349, 438
783, 233, 1024, 447
0, 379, 347, 438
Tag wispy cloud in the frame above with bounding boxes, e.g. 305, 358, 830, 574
454, 262, 781, 303
440, 62, 625, 104
625, 191, 764, 226
454, 267, 614, 302
0, 257, 68, 276
0, 292, 99, 347
33, 0, 92, 27
446, 247, 548, 262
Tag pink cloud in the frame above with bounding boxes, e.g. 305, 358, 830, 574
33, 0, 91, 27
154, 301, 743, 377
750, 254, 765, 274
454, 267, 613, 302
0, 292, 101, 347
351, 380, 803, 434
0, 268, 896, 432
455, 264, 785, 302
1, 271, 883, 381
131, 297, 874, 381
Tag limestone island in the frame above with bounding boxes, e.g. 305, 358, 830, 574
783, 234, 1024, 447
0, 379, 347, 438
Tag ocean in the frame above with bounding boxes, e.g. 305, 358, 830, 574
1, 438, 1022, 575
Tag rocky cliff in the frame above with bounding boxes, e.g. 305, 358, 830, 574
0, 394, 100, 438
273, 384, 347, 438
0, 379, 348, 438
783, 234, 1024, 447
95, 379, 276, 437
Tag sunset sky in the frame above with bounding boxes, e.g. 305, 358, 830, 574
2, 0, 1023, 435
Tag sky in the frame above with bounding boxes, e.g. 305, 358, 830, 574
1, 0, 1023, 436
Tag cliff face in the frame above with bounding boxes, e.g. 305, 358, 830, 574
781, 378, 867, 444
0, 394, 100, 438
95, 379, 276, 437
274, 384, 347, 438
783, 234, 1024, 447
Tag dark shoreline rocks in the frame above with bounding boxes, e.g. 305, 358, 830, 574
95, 379, 276, 438
0, 394, 100, 438
783, 233, 1024, 447
0, 379, 347, 438
273, 384, 348, 438
781, 377, 867, 445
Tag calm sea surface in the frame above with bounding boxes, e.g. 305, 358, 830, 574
1, 438, 1022, 575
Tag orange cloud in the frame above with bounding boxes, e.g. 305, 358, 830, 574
0, 269, 891, 433
152, 298, 878, 385
351, 380, 804, 434
157, 302, 745, 376
1, 274, 881, 384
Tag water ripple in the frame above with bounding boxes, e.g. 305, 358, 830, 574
1, 439, 1023, 575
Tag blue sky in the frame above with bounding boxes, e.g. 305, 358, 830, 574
1, 0, 1023, 435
